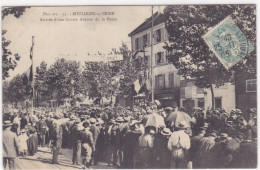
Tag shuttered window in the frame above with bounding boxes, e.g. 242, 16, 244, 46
143, 34, 148, 47
155, 52, 164, 65
157, 74, 165, 89
169, 72, 174, 88
147, 33, 150, 46
135, 38, 139, 51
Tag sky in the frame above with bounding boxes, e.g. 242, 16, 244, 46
3, 6, 161, 81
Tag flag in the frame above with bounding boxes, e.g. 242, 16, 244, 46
134, 79, 141, 94
23, 36, 34, 86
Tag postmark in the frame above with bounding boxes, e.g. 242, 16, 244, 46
203, 16, 254, 69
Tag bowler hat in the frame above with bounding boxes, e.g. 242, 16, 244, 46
209, 130, 218, 137
236, 132, 246, 139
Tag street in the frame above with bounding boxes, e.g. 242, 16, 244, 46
15, 147, 115, 170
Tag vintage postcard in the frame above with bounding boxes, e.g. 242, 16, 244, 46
2, 5, 256, 169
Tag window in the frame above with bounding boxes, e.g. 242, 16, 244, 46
158, 75, 164, 88
143, 34, 148, 47
165, 50, 174, 63
180, 80, 186, 87
246, 79, 256, 92
144, 55, 150, 66
155, 52, 164, 65
169, 73, 174, 88
215, 97, 222, 109
155, 74, 165, 89
198, 98, 204, 108
156, 29, 161, 42
135, 38, 139, 51
197, 88, 204, 94
187, 81, 195, 87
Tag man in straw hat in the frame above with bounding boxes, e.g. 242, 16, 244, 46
3, 120, 19, 170
168, 121, 191, 168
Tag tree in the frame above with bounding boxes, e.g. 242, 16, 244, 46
2, 7, 30, 80
5, 74, 31, 106
82, 43, 147, 105
45, 58, 82, 104
83, 61, 120, 103
163, 5, 256, 109
34, 61, 48, 106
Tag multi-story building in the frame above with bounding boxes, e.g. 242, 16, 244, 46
128, 11, 237, 110
128, 12, 180, 107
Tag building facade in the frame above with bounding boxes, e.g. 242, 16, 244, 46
180, 78, 236, 113
129, 12, 180, 108
129, 12, 236, 110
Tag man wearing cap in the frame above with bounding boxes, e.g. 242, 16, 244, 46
36, 116, 48, 147
199, 130, 218, 168
64, 115, 76, 148
71, 118, 82, 165
95, 118, 108, 165
168, 121, 191, 168
81, 121, 95, 168
3, 120, 19, 170
188, 126, 207, 168
153, 128, 172, 168
109, 118, 121, 167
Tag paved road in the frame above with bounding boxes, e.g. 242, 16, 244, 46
13, 147, 116, 169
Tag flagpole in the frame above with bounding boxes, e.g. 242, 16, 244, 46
151, 6, 154, 102
31, 36, 34, 113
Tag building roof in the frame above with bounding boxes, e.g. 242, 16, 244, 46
128, 12, 165, 37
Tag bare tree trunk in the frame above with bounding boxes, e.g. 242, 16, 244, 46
210, 84, 215, 110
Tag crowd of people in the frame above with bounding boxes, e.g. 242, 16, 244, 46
2, 101, 257, 169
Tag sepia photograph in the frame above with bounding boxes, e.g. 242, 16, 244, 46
2, 5, 257, 169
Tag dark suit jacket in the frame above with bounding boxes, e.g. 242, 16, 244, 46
81, 129, 95, 150
89, 124, 100, 144
53, 125, 62, 148
3, 128, 19, 158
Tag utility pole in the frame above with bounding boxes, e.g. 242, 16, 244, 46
31, 36, 35, 112
150, 6, 154, 102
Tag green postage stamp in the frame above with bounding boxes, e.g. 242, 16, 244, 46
203, 16, 254, 69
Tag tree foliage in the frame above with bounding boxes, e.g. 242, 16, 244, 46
45, 58, 82, 102
3, 74, 31, 105
2, 7, 30, 80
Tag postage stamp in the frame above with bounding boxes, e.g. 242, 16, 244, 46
203, 16, 254, 69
